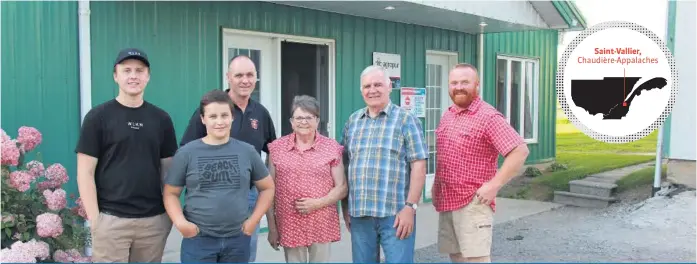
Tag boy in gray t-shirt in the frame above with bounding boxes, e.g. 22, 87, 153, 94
166, 138, 268, 236
163, 89, 274, 263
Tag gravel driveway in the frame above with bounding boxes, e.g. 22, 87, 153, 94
415, 190, 696, 263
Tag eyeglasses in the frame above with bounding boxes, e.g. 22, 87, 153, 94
291, 116, 317, 123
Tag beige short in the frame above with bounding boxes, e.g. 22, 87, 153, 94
438, 198, 494, 258
283, 243, 331, 263
90, 212, 172, 262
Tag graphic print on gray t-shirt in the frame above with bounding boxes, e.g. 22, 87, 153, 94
198, 154, 242, 191
165, 138, 269, 237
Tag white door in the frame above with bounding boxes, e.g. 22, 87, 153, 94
222, 32, 278, 231
222, 32, 280, 138
424, 52, 456, 201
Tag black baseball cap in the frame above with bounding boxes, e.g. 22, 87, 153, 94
114, 48, 150, 67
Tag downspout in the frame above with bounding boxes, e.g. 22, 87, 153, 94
79, 0, 92, 122
78, 0, 92, 256
479, 22, 487, 92
653, 0, 676, 197
653, 125, 664, 196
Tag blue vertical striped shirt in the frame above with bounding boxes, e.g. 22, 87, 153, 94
340, 102, 428, 218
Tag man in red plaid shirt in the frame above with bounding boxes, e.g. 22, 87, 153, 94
433, 63, 530, 263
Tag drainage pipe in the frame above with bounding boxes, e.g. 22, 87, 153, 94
653, 125, 664, 196
78, 0, 92, 122
78, 0, 93, 256
478, 22, 486, 91
653, 0, 676, 197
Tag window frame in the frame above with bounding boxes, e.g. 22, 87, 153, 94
496, 55, 540, 144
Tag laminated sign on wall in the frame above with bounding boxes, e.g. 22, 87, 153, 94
373, 52, 402, 90
400, 87, 426, 118
372, 52, 401, 78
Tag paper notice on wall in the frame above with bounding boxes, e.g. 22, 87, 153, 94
373, 52, 401, 78
400, 87, 426, 118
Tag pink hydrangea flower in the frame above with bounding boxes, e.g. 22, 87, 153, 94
2, 214, 16, 224
53, 249, 92, 263
43, 189, 67, 211
1, 139, 20, 166
71, 197, 88, 219
44, 164, 69, 186
1, 128, 10, 143
37, 180, 61, 191
26, 160, 45, 179
17, 126, 42, 153
11, 239, 50, 261
0, 247, 36, 263
36, 213, 63, 238
9, 170, 34, 192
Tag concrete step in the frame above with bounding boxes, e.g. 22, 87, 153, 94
582, 176, 618, 183
553, 191, 618, 208
569, 179, 618, 198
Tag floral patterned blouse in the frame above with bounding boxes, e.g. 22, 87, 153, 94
267, 133, 344, 248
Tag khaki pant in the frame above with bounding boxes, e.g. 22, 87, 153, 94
283, 243, 330, 263
90, 212, 172, 263
438, 198, 494, 258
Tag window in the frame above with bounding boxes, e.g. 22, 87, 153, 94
423, 52, 454, 202
496, 56, 539, 142
425, 62, 444, 178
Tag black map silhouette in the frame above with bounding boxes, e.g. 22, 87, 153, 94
571, 77, 668, 119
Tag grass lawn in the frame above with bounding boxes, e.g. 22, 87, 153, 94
533, 153, 655, 194
616, 165, 667, 192
556, 107, 658, 154
500, 106, 659, 201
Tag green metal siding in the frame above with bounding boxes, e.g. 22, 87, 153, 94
1, 1, 81, 197
483, 30, 559, 164
88, 1, 477, 143
662, 0, 678, 157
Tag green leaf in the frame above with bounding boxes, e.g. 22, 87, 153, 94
4, 228, 11, 238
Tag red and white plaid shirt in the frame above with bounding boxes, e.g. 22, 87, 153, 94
432, 97, 525, 213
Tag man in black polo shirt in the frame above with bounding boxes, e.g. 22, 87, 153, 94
75, 48, 178, 262
180, 55, 277, 262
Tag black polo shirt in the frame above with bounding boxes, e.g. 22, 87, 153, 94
179, 91, 277, 155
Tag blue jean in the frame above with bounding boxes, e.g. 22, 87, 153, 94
248, 187, 260, 262
180, 233, 251, 263
350, 215, 416, 263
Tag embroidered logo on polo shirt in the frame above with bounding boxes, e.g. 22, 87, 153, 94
250, 119, 258, 130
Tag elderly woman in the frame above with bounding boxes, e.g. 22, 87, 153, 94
265, 95, 347, 263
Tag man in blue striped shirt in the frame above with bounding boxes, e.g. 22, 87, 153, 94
340, 65, 428, 263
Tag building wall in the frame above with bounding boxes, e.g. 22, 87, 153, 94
1, 1, 563, 206
1, 1, 81, 197
483, 30, 559, 164
666, 0, 695, 189
87, 1, 478, 145
667, 0, 696, 161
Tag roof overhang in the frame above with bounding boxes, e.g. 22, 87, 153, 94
543, 0, 587, 31
267, 1, 587, 34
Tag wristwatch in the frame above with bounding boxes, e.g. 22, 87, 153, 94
405, 202, 418, 210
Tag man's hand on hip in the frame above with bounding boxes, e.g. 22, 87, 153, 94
475, 181, 501, 205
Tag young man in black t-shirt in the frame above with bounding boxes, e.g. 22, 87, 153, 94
75, 48, 178, 262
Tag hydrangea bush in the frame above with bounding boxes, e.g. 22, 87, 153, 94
1, 127, 91, 262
